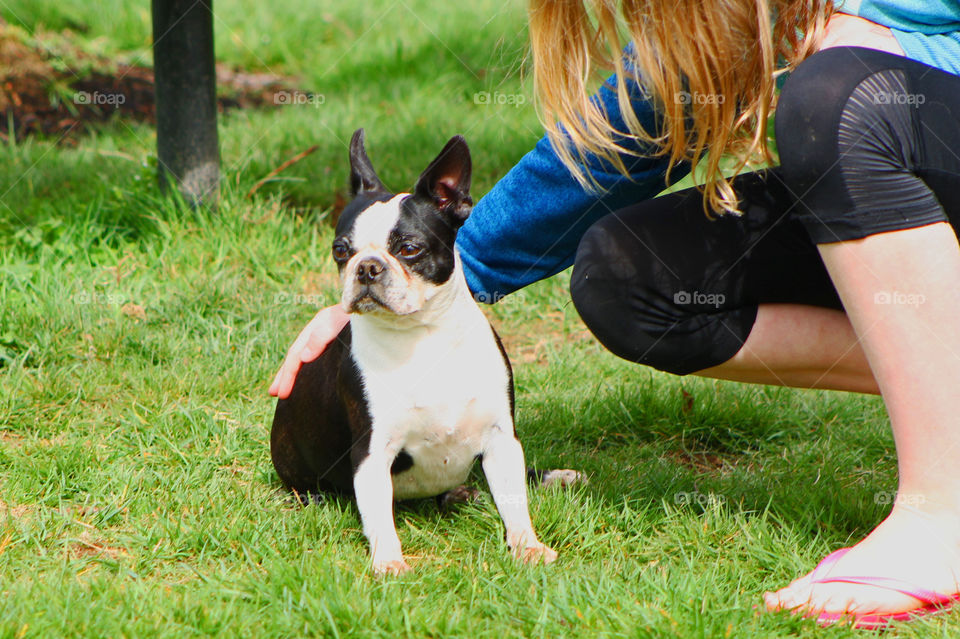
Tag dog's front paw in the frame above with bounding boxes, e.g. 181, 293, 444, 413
507, 531, 557, 565
514, 542, 558, 565
372, 557, 412, 576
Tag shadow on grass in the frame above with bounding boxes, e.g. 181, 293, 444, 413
516, 361, 895, 542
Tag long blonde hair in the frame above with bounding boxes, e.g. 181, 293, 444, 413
528, 0, 832, 215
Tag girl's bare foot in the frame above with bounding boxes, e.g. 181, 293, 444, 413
764, 499, 960, 624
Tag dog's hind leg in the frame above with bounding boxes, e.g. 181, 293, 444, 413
436, 485, 483, 511
526, 468, 589, 489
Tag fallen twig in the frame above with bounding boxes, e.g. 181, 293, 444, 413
245, 144, 319, 199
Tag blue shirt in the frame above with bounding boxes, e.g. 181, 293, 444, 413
839, 0, 960, 75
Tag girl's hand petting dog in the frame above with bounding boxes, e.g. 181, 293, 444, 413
269, 303, 350, 399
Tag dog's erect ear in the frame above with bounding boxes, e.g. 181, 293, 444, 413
413, 135, 472, 228
349, 128, 388, 196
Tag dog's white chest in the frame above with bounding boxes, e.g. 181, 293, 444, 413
351, 310, 511, 499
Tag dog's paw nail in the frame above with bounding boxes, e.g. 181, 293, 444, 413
372, 559, 411, 576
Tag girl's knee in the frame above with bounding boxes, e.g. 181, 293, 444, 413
571, 216, 751, 376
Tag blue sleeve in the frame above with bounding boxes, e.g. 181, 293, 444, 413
456, 73, 688, 302
839, 0, 960, 32
892, 29, 960, 76
838, 0, 960, 75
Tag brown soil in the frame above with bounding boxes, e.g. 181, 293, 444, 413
496, 310, 596, 366
0, 24, 298, 142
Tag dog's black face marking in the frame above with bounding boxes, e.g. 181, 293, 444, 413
373, 134, 473, 285
383, 196, 460, 285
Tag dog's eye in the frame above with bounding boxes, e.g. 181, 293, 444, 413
398, 244, 422, 258
332, 244, 350, 261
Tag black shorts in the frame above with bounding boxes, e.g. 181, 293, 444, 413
570, 48, 960, 375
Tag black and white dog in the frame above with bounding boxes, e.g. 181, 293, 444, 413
271, 129, 579, 575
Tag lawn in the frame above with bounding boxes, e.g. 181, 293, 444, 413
0, 1, 949, 637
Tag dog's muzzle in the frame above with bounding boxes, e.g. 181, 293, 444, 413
341, 252, 426, 316
344, 256, 393, 313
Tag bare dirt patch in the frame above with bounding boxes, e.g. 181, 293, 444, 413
68, 533, 130, 561
0, 430, 24, 449
495, 310, 595, 366
0, 23, 298, 142
0, 499, 31, 518
662, 449, 730, 473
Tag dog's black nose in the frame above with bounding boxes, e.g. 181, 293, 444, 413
356, 257, 386, 284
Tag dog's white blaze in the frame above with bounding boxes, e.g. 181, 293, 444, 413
349, 193, 408, 250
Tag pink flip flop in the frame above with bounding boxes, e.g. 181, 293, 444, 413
805, 547, 960, 630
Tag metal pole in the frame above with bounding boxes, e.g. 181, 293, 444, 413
152, 0, 220, 206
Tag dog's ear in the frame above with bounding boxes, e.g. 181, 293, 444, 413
349, 128, 388, 196
413, 135, 472, 229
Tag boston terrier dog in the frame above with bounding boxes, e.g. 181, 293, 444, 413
271, 129, 572, 575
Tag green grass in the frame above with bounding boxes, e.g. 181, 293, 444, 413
0, 1, 953, 637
